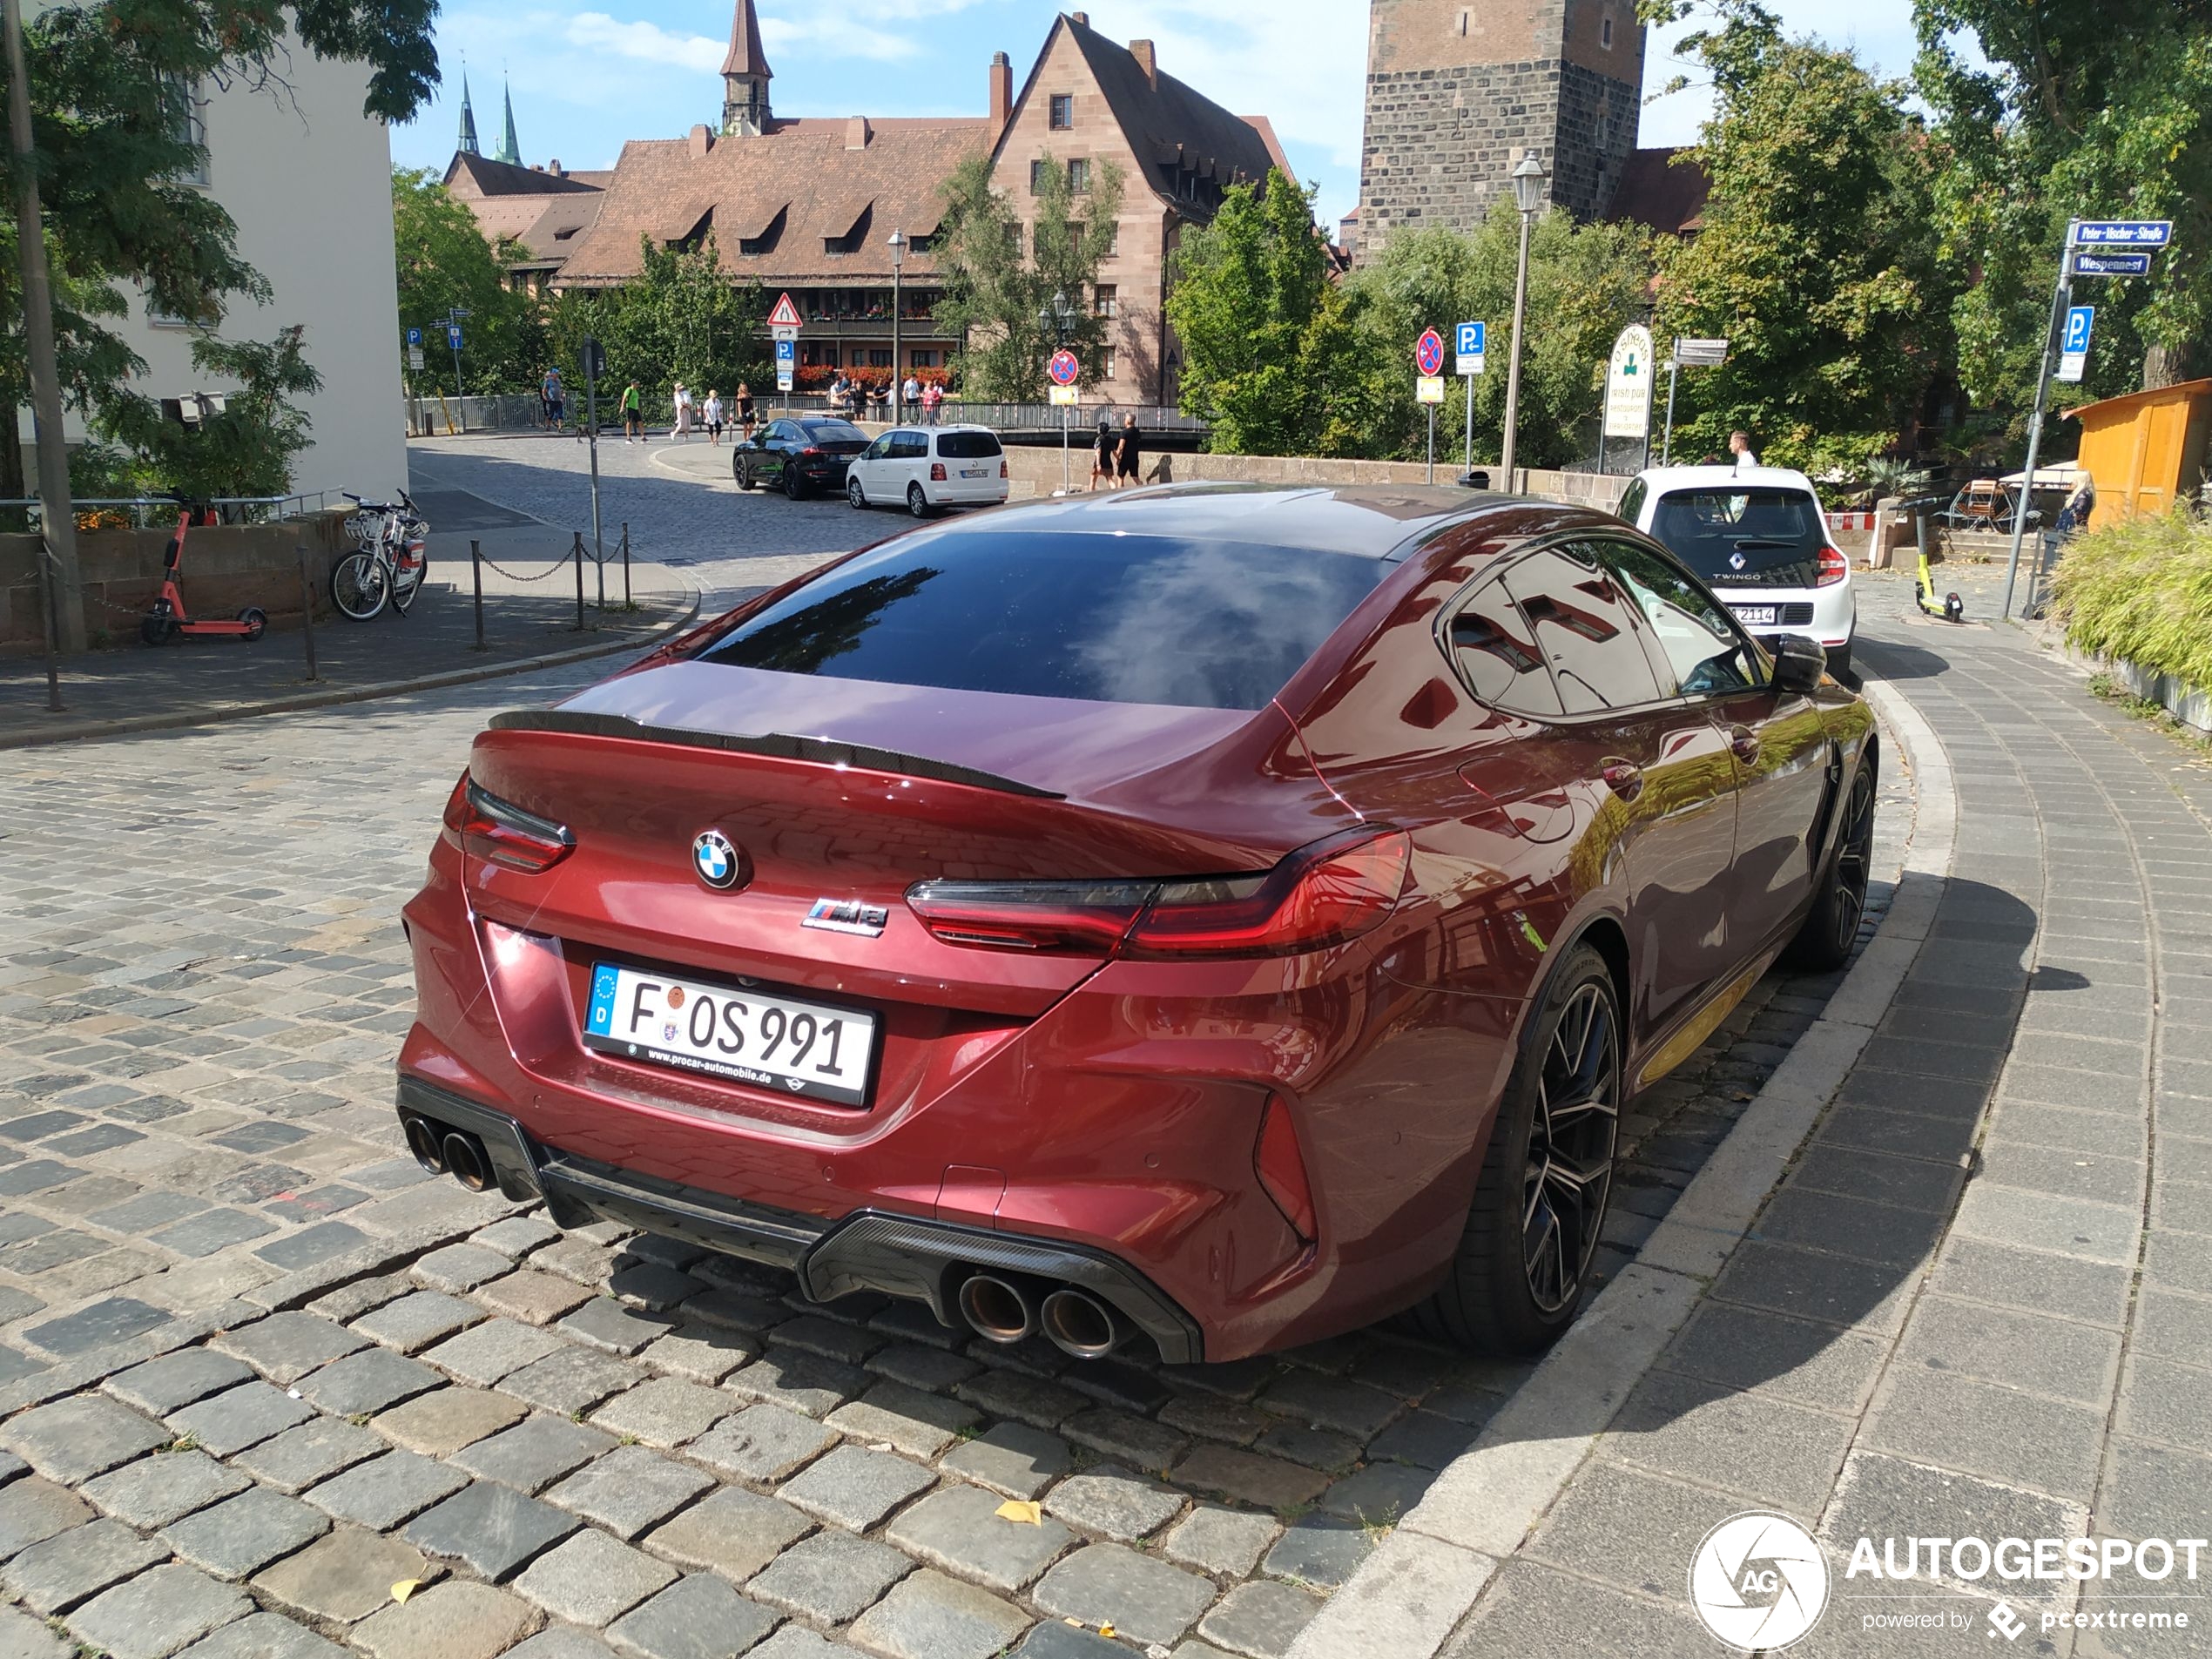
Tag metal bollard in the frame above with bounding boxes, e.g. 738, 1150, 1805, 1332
573, 532, 586, 631
471, 539, 485, 651
622, 522, 631, 608
296, 545, 319, 683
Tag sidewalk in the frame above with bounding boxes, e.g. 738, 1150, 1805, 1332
1295, 610, 2212, 1656
0, 485, 698, 749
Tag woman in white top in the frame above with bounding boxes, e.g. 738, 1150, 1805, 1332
702, 390, 725, 445
673, 383, 694, 440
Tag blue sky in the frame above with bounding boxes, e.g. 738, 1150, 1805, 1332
394, 1, 1927, 229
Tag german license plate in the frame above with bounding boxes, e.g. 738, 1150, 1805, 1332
960, 467, 986, 478
583, 963, 874, 1106
1732, 604, 1778, 627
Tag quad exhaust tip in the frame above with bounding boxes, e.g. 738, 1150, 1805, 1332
956, 1274, 1036, 1345
1040, 1287, 1126, 1359
442, 1130, 494, 1193
402, 1114, 446, 1175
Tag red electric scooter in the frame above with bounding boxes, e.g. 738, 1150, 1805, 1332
140, 498, 266, 645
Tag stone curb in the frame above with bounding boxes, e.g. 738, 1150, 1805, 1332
1286, 675, 1957, 1659
0, 585, 704, 752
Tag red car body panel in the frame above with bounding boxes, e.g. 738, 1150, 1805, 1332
399, 487, 1872, 1361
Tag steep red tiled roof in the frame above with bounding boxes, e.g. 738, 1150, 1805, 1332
1052, 16, 1280, 208
553, 120, 993, 287
443, 152, 602, 199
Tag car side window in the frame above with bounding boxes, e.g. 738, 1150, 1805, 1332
894, 433, 928, 460
1501, 545, 1668, 713
1595, 539, 1764, 698
765, 421, 794, 445
1616, 479, 1647, 527
861, 436, 890, 461
1446, 578, 1562, 717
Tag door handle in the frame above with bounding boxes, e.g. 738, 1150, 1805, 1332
1729, 725, 1761, 764
1602, 759, 1644, 801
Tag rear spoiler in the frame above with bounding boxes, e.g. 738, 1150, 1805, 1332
485, 709, 1067, 800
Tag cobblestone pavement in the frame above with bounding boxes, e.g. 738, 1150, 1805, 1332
0, 579, 1922, 1655
1421, 604, 2212, 1656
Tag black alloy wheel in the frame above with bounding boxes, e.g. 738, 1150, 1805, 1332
784, 463, 806, 501
1521, 982, 1619, 1316
1784, 752, 1877, 970
734, 455, 753, 490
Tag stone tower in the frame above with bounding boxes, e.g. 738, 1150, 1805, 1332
1357, 0, 1644, 259
721, 0, 772, 137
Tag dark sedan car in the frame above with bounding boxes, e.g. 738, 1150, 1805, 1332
732, 415, 870, 498
398, 486, 1875, 1366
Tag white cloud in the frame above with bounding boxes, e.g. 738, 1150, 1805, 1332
758, 13, 922, 63
566, 12, 724, 73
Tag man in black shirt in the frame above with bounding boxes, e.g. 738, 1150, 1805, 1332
1116, 415, 1142, 487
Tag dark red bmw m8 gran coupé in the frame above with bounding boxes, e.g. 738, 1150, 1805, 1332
398, 484, 1875, 1366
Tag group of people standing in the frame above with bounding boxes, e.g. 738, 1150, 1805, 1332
540, 367, 757, 447
1089, 414, 1145, 489
826, 374, 944, 424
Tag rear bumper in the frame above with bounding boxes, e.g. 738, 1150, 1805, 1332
1722, 581, 1856, 651
396, 1073, 1204, 1362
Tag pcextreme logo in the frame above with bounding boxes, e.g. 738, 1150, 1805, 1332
1690, 1513, 1831, 1650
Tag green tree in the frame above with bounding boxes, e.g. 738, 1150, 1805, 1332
1168, 170, 1368, 455
102, 325, 322, 499
1914, 0, 2212, 415
1351, 204, 1652, 469
1644, 3, 1953, 474
931, 151, 1124, 400
594, 234, 766, 403
0, 1, 438, 496
391, 168, 535, 395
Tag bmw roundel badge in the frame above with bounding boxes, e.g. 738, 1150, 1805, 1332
691, 829, 745, 892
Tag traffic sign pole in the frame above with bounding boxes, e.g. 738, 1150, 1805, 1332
2004, 220, 2079, 619
1662, 356, 1678, 468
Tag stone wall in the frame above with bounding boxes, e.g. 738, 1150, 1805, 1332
1001, 442, 1630, 512
0, 512, 349, 654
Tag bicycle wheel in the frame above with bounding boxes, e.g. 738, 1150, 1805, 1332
391, 560, 424, 617
331, 551, 389, 620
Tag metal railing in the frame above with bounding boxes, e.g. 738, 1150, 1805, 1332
0, 494, 341, 529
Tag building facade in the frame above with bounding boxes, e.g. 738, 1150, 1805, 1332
456, 5, 1288, 404
1356, 0, 1647, 258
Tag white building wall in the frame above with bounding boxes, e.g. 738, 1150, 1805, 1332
30, 21, 408, 501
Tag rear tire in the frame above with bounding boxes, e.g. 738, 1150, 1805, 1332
139, 613, 177, 646
1824, 644, 1851, 679
784, 467, 806, 501
1411, 944, 1622, 1355
734, 457, 754, 490
907, 482, 932, 518
331, 552, 388, 620
1784, 753, 1876, 970
237, 607, 266, 642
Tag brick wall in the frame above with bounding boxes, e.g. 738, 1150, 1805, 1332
0, 513, 348, 654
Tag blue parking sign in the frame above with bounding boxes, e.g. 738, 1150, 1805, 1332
406, 327, 422, 347
774, 338, 795, 362
2062, 306, 2094, 354
1458, 321, 1486, 357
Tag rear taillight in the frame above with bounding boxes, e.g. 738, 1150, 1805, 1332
1255, 1095, 1316, 1239
902, 829, 1410, 959
930, 462, 948, 482
1000, 460, 1008, 479
441, 772, 574, 873
799, 445, 822, 457
1816, 545, 1848, 587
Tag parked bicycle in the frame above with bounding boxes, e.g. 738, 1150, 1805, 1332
333, 490, 429, 620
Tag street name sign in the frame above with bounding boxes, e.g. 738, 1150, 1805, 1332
1048, 349, 1082, 387
1674, 336, 1729, 367
2073, 220, 2172, 247
1415, 375, 1446, 405
1602, 324, 1654, 440
1456, 320, 1486, 376
767, 293, 804, 327
2073, 251, 2153, 277
1415, 329, 1446, 377
2056, 305, 2094, 383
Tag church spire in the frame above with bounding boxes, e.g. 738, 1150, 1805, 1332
496, 78, 521, 165
456, 71, 480, 156
721, 0, 772, 136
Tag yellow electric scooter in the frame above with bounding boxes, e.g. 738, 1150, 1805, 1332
1912, 513, 1965, 623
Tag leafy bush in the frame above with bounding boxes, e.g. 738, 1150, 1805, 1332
2049, 510, 2212, 691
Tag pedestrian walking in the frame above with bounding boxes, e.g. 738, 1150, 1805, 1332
541, 367, 565, 433
921, 380, 942, 426
703, 389, 725, 446
673, 382, 693, 441
621, 381, 644, 442
1730, 430, 1759, 472
1115, 414, 1143, 488
1089, 416, 1115, 491
735, 381, 756, 438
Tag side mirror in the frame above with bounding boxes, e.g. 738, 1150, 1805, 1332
1770, 633, 1827, 694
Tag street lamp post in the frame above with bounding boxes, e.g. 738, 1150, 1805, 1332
1498, 151, 1548, 489
887, 230, 906, 424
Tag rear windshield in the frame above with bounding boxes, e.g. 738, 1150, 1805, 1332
1648, 488, 1826, 587
697, 531, 1386, 710
801, 420, 867, 444
937, 430, 1002, 459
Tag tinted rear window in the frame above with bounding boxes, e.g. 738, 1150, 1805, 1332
801, 420, 867, 444
938, 431, 1002, 459
1648, 488, 1825, 587
697, 531, 1386, 710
